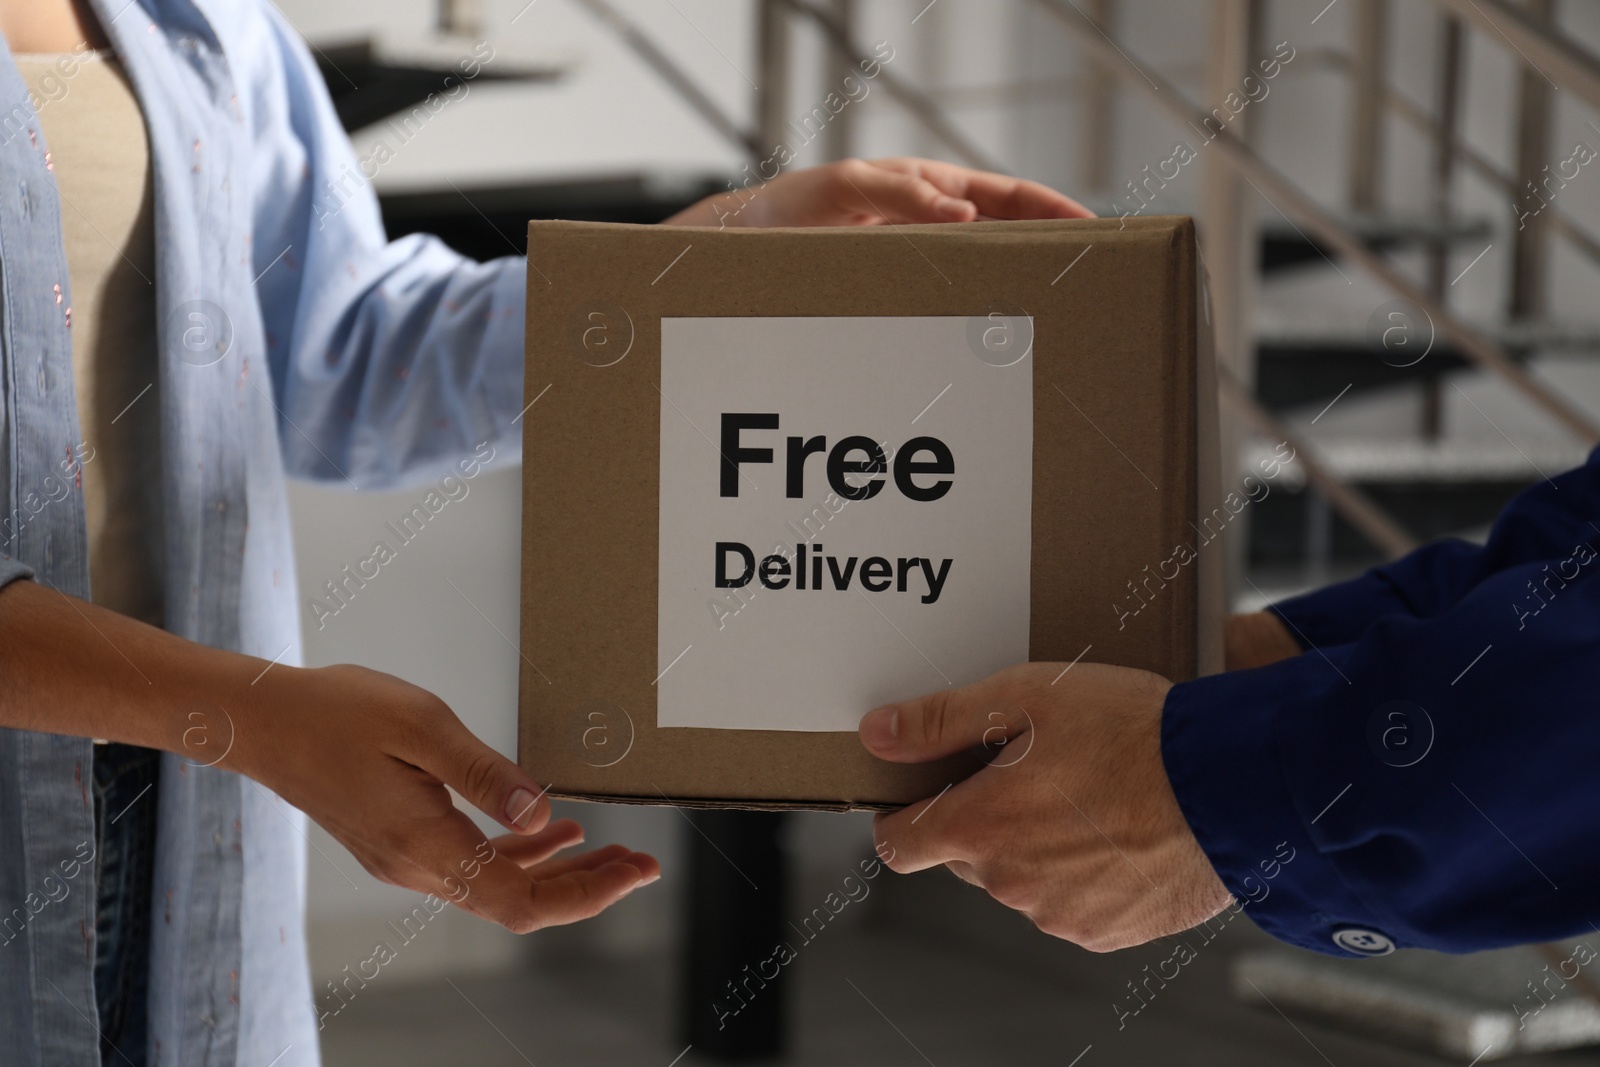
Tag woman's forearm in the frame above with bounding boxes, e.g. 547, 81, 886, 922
0, 577, 276, 758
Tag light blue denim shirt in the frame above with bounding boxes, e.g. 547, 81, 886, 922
0, 2, 527, 1064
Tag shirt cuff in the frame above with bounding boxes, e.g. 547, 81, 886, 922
484, 256, 529, 460
1268, 570, 1414, 651
1161, 659, 1405, 957
1269, 538, 1485, 649
0, 560, 35, 589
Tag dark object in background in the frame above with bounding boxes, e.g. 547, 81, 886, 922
311, 35, 566, 133
378, 173, 727, 260
683, 810, 790, 1060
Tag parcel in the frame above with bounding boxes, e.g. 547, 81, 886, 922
518, 216, 1220, 810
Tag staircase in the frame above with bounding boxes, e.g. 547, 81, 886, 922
1249, 212, 1600, 596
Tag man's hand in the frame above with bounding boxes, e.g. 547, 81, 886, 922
859, 662, 1229, 952
1225, 610, 1301, 672
229, 663, 659, 935
663, 157, 1093, 229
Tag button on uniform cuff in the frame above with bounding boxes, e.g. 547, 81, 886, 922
1162, 661, 1403, 958
1332, 927, 1395, 956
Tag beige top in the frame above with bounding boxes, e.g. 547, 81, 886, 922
16, 53, 164, 627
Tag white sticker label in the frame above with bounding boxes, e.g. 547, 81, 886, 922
657, 316, 1033, 731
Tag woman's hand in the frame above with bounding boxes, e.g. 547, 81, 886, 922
0, 579, 657, 935
227, 663, 659, 934
663, 157, 1093, 229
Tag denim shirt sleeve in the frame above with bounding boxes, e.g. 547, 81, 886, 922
1165, 520, 1600, 956
1271, 445, 1600, 648
0, 561, 34, 590
242, 3, 527, 490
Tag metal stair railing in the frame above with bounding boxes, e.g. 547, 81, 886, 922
1033, 0, 1600, 447
1218, 365, 1419, 558
562, 0, 1600, 564
776, 0, 1009, 174
568, 0, 762, 158
568, 0, 1009, 174
1318, 50, 1600, 271
1429, 0, 1600, 114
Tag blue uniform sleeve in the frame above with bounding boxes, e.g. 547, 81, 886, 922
237, 3, 526, 490
1271, 445, 1600, 648
1164, 524, 1600, 956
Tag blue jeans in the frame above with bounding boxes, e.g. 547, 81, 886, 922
92, 743, 161, 1067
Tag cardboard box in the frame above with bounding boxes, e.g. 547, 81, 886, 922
518, 216, 1220, 811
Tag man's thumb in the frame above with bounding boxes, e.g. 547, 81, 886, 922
859, 675, 1027, 763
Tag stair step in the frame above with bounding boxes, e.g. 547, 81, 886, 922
1245, 439, 1585, 485
378, 172, 729, 261
311, 32, 575, 132
1234, 947, 1600, 1061
1257, 310, 1600, 355
1261, 211, 1493, 248
1261, 212, 1493, 273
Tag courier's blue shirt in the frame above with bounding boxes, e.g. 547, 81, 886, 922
0, 1, 525, 1064
1165, 445, 1600, 958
